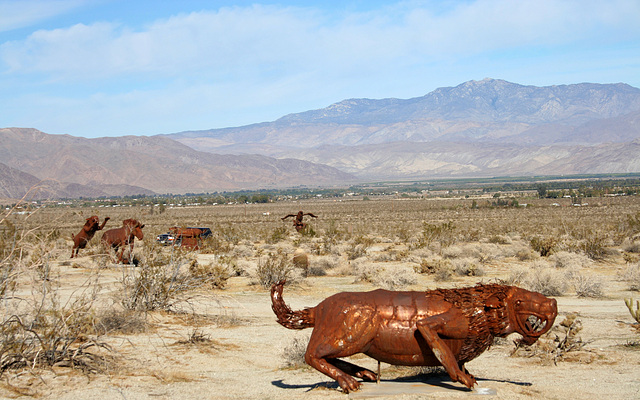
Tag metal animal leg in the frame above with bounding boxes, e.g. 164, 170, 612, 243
328, 358, 377, 381
415, 312, 476, 388
304, 353, 362, 393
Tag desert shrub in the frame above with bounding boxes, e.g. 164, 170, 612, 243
530, 236, 557, 257
621, 264, 640, 291
95, 308, 147, 335
526, 268, 567, 296
622, 239, 640, 253
414, 257, 450, 274
311, 255, 339, 275
441, 245, 463, 259
515, 245, 537, 261
417, 221, 456, 249
502, 267, 529, 286
550, 251, 591, 269
580, 231, 609, 260
281, 334, 310, 368
120, 246, 196, 312
346, 236, 374, 260
572, 272, 604, 298
255, 249, 299, 288
356, 263, 417, 290
268, 226, 288, 244
189, 257, 235, 289
0, 276, 113, 376
488, 234, 511, 245
623, 211, 640, 238
451, 258, 484, 277
512, 314, 588, 363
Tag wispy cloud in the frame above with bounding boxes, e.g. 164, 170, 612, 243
0, 0, 89, 33
0, 0, 639, 137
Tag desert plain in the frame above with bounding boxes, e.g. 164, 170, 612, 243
1, 193, 639, 399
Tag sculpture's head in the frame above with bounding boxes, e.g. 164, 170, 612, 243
84, 216, 100, 231
505, 287, 557, 345
123, 219, 145, 240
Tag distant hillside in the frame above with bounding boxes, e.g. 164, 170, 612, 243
0, 161, 156, 200
166, 79, 640, 179
0, 128, 355, 197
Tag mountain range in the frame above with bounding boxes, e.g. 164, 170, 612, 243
2, 78, 640, 200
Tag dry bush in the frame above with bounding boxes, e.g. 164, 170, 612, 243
119, 244, 198, 312
451, 257, 485, 277
530, 236, 557, 257
255, 249, 301, 288
622, 239, 640, 253
416, 221, 456, 249
267, 226, 288, 244
414, 257, 455, 282
0, 276, 114, 376
488, 234, 511, 245
621, 263, 640, 291
0, 212, 115, 377
512, 314, 590, 363
95, 308, 147, 335
526, 268, 567, 296
502, 267, 529, 286
189, 258, 235, 289
310, 255, 340, 276
346, 235, 374, 260
550, 251, 592, 269
355, 263, 418, 290
515, 244, 537, 261
580, 230, 610, 260
281, 334, 310, 368
572, 272, 605, 298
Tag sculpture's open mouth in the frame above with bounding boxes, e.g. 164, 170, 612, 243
518, 312, 551, 338
524, 314, 548, 336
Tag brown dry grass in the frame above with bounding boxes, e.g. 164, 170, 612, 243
1, 194, 639, 399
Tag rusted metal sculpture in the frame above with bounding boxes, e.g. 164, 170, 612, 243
271, 281, 557, 393
281, 211, 318, 232
101, 219, 144, 264
169, 227, 204, 249
71, 215, 110, 258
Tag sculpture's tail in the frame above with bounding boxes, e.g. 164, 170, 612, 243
270, 280, 315, 330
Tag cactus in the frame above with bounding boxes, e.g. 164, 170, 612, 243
625, 298, 640, 323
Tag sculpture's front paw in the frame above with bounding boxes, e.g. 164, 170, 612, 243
337, 376, 361, 393
355, 369, 377, 381
456, 371, 477, 389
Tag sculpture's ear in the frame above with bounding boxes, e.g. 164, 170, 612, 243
485, 296, 501, 309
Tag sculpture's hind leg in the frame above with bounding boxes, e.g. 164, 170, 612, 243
304, 306, 377, 393
305, 354, 355, 392
328, 359, 377, 381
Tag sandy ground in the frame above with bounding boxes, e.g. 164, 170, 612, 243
2, 258, 640, 400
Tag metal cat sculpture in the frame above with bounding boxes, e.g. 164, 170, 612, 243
271, 281, 557, 393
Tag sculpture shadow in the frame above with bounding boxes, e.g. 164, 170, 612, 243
272, 372, 531, 393
271, 379, 339, 392
396, 372, 532, 388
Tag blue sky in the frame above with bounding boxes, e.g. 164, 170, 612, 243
1, 0, 639, 138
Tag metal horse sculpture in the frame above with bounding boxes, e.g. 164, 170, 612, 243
281, 211, 318, 232
169, 227, 205, 249
101, 219, 144, 264
71, 216, 110, 258
271, 281, 557, 393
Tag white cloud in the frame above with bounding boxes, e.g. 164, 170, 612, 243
3, 0, 639, 80
0, 0, 89, 33
1, 0, 639, 137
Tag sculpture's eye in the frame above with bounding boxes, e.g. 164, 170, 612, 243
516, 300, 522, 306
